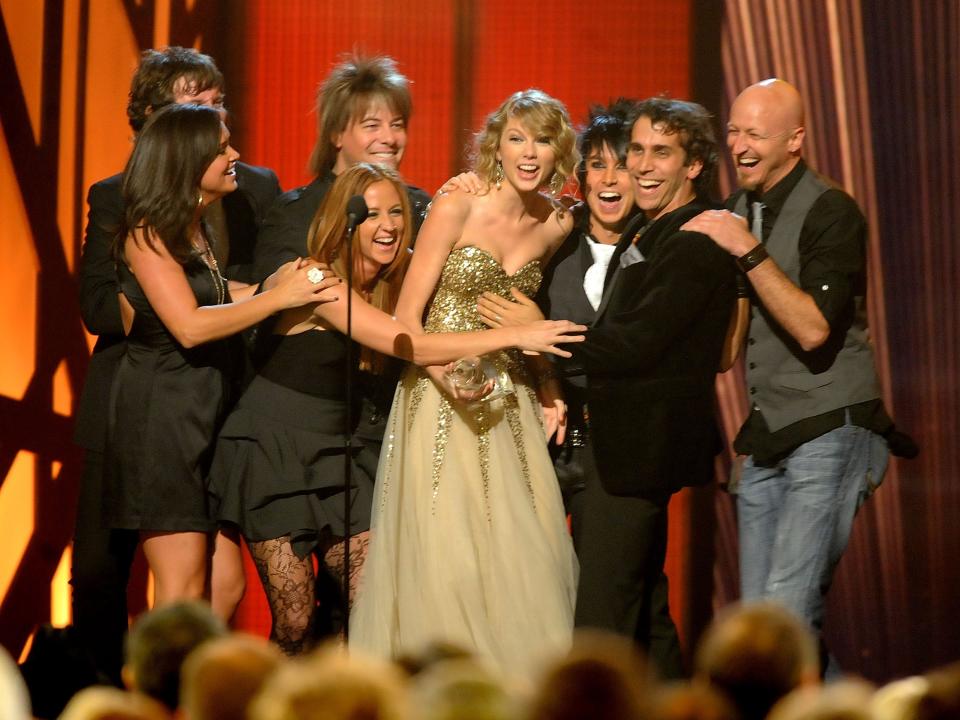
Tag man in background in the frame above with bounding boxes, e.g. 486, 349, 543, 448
73, 46, 280, 684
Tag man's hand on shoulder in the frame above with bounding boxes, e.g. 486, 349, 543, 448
436, 171, 485, 196
477, 288, 544, 328
424, 183, 474, 224
682, 209, 756, 257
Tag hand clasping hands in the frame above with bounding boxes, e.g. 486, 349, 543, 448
478, 289, 581, 357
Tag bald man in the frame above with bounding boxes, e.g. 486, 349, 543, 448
683, 79, 894, 669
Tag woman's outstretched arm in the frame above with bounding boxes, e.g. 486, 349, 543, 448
124, 229, 339, 347
311, 283, 584, 366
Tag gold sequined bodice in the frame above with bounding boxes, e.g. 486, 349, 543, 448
394, 246, 544, 516
424, 246, 542, 333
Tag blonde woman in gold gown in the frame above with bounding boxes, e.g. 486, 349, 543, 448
351, 90, 581, 677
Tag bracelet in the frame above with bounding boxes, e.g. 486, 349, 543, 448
736, 243, 769, 273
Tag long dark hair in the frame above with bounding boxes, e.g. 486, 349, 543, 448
117, 103, 223, 263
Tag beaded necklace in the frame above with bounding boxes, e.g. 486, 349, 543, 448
198, 236, 226, 305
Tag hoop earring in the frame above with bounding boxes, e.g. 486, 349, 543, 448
494, 160, 504, 190
549, 172, 564, 196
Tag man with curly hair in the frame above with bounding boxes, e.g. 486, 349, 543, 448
482, 98, 738, 675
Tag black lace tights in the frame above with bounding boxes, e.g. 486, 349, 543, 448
247, 531, 369, 656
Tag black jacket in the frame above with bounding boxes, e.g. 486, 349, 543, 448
563, 199, 737, 496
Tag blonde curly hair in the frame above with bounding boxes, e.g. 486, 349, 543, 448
473, 89, 579, 195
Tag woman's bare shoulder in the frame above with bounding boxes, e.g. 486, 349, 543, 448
426, 186, 476, 222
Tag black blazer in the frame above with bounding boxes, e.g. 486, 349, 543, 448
252, 173, 432, 282
221, 164, 282, 283
563, 199, 737, 496
73, 163, 280, 450
539, 223, 605, 329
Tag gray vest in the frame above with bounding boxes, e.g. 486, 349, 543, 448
735, 169, 881, 432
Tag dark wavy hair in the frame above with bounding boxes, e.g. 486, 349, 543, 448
126, 47, 224, 132
634, 97, 718, 196
308, 54, 412, 177
117, 104, 223, 263
576, 98, 639, 191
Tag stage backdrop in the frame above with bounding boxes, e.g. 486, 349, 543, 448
712, 0, 960, 679
222, 0, 703, 650
1, 0, 957, 681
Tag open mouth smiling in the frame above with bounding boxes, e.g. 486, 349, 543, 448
596, 191, 623, 208
636, 179, 663, 191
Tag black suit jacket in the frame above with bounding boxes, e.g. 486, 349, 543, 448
539, 224, 603, 328
221, 164, 282, 283
252, 173, 432, 282
562, 199, 737, 496
73, 162, 280, 450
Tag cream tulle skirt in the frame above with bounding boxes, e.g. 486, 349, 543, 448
350, 366, 578, 678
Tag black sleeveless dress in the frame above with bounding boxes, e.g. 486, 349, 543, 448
104, 256, 239, 532
208, 330, 377, 558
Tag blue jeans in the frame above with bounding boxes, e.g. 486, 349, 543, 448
737, 422, 888, 632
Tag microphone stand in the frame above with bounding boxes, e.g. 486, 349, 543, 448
342, 222, 354, 640
339, 195, 366, 640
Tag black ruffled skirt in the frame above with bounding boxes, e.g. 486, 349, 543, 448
209, 375, 377, 558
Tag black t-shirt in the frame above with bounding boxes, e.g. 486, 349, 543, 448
729, 160, 891, 465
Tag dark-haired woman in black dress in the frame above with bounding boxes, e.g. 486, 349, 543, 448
106, 103, 337, 616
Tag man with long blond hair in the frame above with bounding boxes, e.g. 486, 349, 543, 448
253, 54, 430, 280
250, 54, 432, 640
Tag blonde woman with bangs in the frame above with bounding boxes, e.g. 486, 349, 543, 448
351, 90, 581, 676
208, 163, 584, 655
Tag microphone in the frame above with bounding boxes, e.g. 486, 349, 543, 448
340, 194, 368, 636
346, 195, 369, 231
